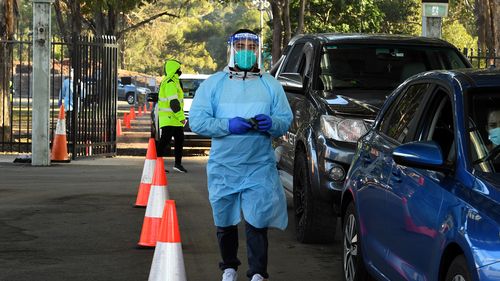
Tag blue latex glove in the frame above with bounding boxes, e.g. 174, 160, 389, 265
254, 114, 272, 132
228, 117, 252, 134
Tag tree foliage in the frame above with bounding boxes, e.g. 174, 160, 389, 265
124, 1, 261, 74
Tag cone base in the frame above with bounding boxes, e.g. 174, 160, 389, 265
51, 159, 71, 163
148, 242, 187, 281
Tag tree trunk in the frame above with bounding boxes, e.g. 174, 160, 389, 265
282, 0, 291, 48
295, 0, 306, 36
54, 0, 68, 41
0, 0, 16, 142
107, 4, 116, 35
70, 0, 82, 36
491, 0, 500, 53
270, 0, 283, 65
476, 0, 499, 53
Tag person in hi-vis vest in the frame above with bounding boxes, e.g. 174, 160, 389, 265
157, 59, 187, 173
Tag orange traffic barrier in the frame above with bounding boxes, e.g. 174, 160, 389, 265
135, 138, 157, 207
129, 106, 136, 120
51, 104, 70, 162
138, 157, 170, 247
148, 200, 186, 281
138, 105, 143, 116
116, 118, 122, 137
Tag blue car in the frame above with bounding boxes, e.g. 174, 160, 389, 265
341, 68, 500, 281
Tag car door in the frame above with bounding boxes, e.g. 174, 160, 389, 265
275, 41, 312, 179
357, 83, 432, 273
384, 85, 457, 280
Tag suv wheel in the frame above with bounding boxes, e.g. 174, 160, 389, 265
343, 202, 368, 281
293, 149, 336, 243
445, 255, 471, 281
126, 92, 135, 105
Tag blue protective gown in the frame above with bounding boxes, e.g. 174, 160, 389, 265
189, 69, 292, 230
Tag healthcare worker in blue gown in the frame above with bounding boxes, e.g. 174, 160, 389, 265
189, 29, 292, 281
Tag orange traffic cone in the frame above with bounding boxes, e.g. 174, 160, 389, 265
130, 106, 136, 120
138, 157, 170, 247
125, 113, 131, 129
51, 104, 70, 162
135, 138, 157, 207
144, 103, 148, 114
148, 200, 186, 281
138, 105, 143, 116
116, 118, 122, 137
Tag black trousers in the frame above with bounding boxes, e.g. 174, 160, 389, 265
158, 126, 184, 165
217, 221, 269, 279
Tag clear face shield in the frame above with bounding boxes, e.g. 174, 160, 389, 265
227, 32, 261, 71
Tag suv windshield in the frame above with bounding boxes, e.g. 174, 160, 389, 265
181, 79, 205, 98
320, 44, 468, 90
467, 88, 500, 173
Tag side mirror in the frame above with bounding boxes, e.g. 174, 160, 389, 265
147, 92, 158, 102
392, 141, 445, 171
277, 73, 304, 93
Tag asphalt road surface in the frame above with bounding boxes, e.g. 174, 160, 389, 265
0, 156, 343, 281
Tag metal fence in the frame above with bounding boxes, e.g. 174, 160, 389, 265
462, 48, 498, 69
0, 35, 118, 159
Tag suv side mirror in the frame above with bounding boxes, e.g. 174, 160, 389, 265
277, 73, 304, 93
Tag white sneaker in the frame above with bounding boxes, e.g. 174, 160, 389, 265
222, 268, 238, 281
250, 274, 266, 281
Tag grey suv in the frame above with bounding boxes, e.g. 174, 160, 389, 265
272, 33, 472, 243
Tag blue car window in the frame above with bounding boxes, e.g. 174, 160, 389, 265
380, 83, 431, 143
467, 88, 500, 173
420, 90, 456, 164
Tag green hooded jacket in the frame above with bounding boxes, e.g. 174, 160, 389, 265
158, 59, 185, 127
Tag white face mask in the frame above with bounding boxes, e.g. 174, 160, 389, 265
489, 127, 500, 146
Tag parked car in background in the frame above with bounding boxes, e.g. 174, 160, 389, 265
272, 33, 472, 243
341, 69, 500, 281
148, 74, 211, 147
118, 78, 149, 105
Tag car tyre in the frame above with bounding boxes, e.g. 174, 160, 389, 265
343, 201, 368, 281
445, 255, 472, 281
293, 149, 336, 243
126, 92, 135, 105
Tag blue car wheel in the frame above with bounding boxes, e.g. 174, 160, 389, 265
445, 255, 471, 281
343, 202, 368, 281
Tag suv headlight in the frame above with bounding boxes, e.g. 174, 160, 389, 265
320, 115, 368, 143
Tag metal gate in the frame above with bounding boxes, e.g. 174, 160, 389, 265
69, 36, 118, 158
0, 35, 118, 159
